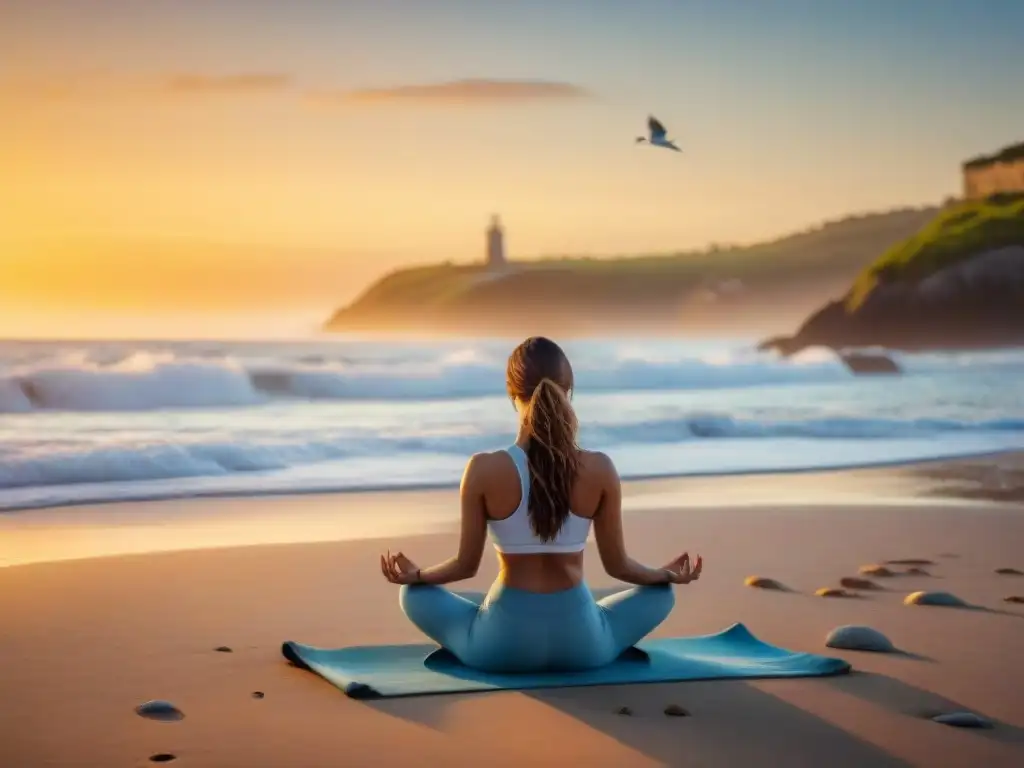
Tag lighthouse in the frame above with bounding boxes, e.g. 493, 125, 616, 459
486, 214, 506, 270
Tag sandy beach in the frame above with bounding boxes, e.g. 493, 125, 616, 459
1, 464, 1022, 767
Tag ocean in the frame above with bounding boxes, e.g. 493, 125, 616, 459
1, 336, 1022, 512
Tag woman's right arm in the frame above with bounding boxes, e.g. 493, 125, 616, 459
591, 453, 674, 586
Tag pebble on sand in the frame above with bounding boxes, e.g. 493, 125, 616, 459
995, 567, 1023, 576
858, 565, 895, 577
616, 706, 633, 716
840, 577, 879, 590
815, 587, 851, 598
1004, 596, 1024, 604
932, 712, 993, 729
149, 755, 177, 763
252, 691, 265, 699
903, 591, 966, 607
214, 646, 233, 653
886, 559, 935, 566
664, 704, 690, 717
825, 625, 894, 653
135, 700, 184, 722
743, 576, 785, 590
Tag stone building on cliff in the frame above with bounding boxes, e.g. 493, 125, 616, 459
962, 141, 1024, 200
485, 214, 506, 270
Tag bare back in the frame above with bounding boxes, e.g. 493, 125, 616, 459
474, 446, 614, 592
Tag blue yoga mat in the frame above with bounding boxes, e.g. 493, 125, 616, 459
282, 592, 850, 699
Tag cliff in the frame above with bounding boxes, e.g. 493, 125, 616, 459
324, 207, 937, 337
760, 193, 1024, 355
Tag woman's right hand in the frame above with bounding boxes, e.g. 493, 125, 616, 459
380, 550, 421, 585
661, 552, 702, 584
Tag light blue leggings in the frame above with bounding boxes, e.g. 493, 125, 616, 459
399, 580, 674, 673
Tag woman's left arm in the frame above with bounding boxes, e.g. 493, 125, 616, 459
384, 453, 489, 586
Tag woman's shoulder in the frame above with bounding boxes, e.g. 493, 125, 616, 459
461, 450, 521, 500
462, 449, 517, 483
577, 449, 618, 483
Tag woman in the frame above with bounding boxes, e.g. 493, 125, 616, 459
380, 336, 703, 673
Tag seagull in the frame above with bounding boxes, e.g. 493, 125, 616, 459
636, 115, 681, 152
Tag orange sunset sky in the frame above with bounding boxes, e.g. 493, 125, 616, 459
1, 0, 1021, 338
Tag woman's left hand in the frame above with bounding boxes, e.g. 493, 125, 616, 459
380, 549, 421, 585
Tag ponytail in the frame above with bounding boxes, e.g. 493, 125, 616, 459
521, 377, 581, 541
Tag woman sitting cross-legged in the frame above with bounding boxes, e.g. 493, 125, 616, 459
380, 336, 703, 673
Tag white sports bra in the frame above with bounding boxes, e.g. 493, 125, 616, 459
488, 443, 592, 554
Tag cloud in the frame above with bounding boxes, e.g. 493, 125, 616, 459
162, 73, 293, 95
4, 73, 592, 109
316, 78, 594, 106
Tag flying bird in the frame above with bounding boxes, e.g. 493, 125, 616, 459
636, 115, 681, 152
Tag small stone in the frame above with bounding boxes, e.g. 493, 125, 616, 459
149, 755, 177, 763
932, 712, 993, 729
663, 704, 690, 717
135, 700, 184, 722
995, 567, 1023, 576
904, 567, 930, 576
815, 587, 850, 598
252, 691, 265, 699
904, 591, 966, 607
744, 576, 784, 590
616, 706, 633, 716
214, 646, 233, 653
840, 577, 879, 590
825, 625, 894, 653
886, 559, 934, 566
858, 565, 894, 577
1004, 596, 1024, 604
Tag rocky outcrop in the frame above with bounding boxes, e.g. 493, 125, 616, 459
760, 245, 1024, 356
839, 351, 901, 375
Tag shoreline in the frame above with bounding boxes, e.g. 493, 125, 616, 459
3, 445, 1022, 516
2, 452, 1021, 570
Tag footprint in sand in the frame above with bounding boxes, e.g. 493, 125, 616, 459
886, 559, 935, 566
664, 704, 690, 717
995, 567, 1023, 576
840, 577, 880, 591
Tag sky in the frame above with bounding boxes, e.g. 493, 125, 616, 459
1, 0, 1022, 338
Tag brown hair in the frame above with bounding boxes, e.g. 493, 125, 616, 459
506, 337, 581, 541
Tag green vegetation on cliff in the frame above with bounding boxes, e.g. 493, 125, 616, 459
326, 207, 937, 333
963, 141, 1024, 169
847, 193, 1024, 310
